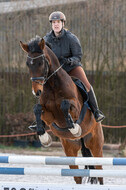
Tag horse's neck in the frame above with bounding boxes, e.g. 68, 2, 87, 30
45, 46, 60, 69
44, 46, 75, 92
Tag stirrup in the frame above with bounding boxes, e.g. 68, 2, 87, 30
94, 110, 105, 122
28, 121, 37, 132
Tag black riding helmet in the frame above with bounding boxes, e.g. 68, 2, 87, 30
49, 11, 66, 23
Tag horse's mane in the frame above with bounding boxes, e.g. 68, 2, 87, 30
45, 41, 52, 49
28, 36, 42, 53
28, 35, 52, 53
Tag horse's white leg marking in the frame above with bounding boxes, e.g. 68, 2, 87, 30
69, 123, 82, 137
39, 132, 52, 147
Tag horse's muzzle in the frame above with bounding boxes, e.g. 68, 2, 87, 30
32, 89, 42, 97
36, 90, 42, 97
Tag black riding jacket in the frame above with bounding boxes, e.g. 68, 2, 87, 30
44, 29, 83, 72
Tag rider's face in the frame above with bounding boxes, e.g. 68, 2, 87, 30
52, 20, 64, 35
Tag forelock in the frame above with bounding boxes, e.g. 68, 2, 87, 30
28, 35, 42, 53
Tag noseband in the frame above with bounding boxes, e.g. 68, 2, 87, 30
27, 54, 64, 86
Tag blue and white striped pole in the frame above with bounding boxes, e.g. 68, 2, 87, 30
0, 167, 126, 177
0, 155, 126, 165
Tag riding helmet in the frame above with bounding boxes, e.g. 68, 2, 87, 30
49, 11, 66, 22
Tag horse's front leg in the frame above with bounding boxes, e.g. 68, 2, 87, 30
33, 104, 52, 147
60, 99, 82, 137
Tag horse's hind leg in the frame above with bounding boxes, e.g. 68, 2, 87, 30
85, 123, 104, 185
60, 138, 82, 184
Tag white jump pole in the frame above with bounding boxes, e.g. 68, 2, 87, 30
0, 155, 126, 165
0, 167, 126, 178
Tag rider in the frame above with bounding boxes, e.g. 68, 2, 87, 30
44, 11, 105, 122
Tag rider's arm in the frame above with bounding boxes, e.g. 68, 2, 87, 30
60, 33, 83, 66
68, 34, 83, 64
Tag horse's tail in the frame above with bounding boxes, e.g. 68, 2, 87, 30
81, 138, 98, 184
80, 138, 95, 169
80, 138, 92, 157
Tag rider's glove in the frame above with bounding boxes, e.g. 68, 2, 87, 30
60, 57, 78, 66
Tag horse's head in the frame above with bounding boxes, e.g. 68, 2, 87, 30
20, 36, 50, 97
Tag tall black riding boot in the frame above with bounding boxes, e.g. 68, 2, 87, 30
88, 86, 105, 122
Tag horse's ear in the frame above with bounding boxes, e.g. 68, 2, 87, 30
39, 38, 45, 50
20, 41, 29, 53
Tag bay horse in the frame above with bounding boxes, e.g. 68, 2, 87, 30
20, 36, 104, 185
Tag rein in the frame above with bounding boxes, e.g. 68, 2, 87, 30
27, 54, 65, 85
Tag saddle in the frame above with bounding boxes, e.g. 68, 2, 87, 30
72, 78, 88, 101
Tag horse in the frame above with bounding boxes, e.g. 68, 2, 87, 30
20, 36, 104, 185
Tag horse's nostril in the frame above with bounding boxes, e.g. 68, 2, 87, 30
36, 90, 42, 96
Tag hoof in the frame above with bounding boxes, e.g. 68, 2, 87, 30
39, 132, 52, 147
69, 123, 82, 137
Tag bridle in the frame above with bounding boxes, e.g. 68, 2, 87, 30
27, 54, 64, 86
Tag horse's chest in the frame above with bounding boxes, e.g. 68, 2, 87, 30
41, 98, 63, 126
41, 89, 63, 112
41, 89, 66, 123
44, 99, 55, 110
43, 98, 61, 112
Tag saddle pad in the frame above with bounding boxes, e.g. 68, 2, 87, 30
72, 78, 89, 103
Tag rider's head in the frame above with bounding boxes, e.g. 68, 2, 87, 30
49, 11, 66, 35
